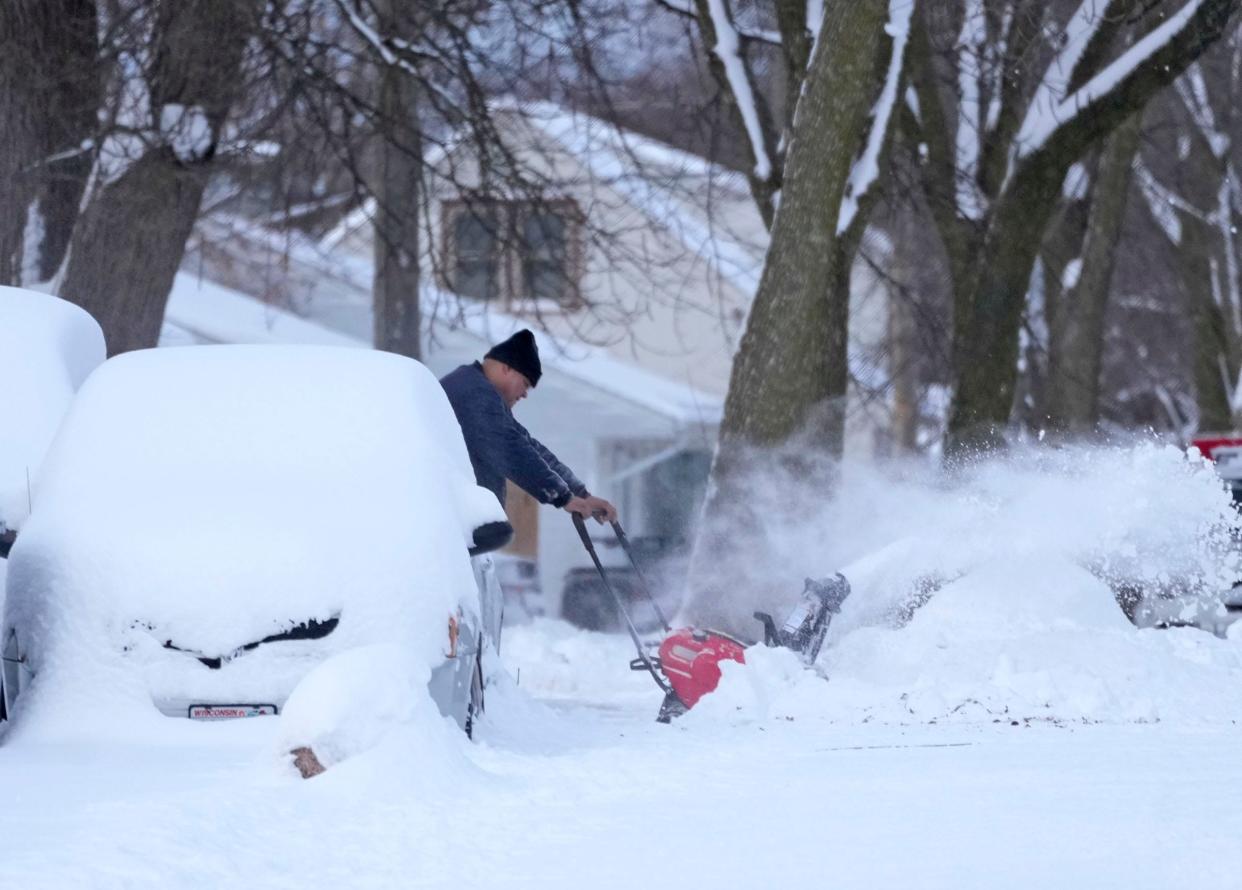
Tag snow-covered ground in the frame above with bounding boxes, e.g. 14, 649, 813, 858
2, 442, 1242, 888
0, 631, 1239, 890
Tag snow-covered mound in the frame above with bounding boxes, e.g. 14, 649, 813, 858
0, 286, 105, 530
4, 345, 505, 737
277, 643, 471, 775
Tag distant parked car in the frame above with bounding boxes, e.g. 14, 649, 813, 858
1, 345, 511, 737
561, 534, 685, 633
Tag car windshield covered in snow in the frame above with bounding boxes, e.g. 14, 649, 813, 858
2, 345, 507, 733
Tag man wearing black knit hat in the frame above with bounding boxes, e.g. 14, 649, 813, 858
440, 329, 618, 523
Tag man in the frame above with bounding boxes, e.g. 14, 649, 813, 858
440, 329, 618, 524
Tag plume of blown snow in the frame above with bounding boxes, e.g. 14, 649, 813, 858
678, 439, 1242, 726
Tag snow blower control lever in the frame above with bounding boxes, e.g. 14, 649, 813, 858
571, 514, 852, 723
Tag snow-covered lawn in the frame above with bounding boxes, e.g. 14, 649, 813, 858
0, 625, 1238, 890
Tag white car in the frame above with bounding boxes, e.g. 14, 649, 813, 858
0, 286, 105, 553
1, 345, 510, 737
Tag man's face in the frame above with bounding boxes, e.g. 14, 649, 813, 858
496, 363, 532, 408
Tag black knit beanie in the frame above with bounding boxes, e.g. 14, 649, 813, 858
485, 329, 542, 386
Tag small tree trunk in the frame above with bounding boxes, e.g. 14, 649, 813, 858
0, 0, 96, 284
1046, 114, 1142, 434
947, 159, 1065, 454
372, 0, 423, 359
1182, 211, 1237, 431
34, 0, 99, 282
681, 1, 893, 636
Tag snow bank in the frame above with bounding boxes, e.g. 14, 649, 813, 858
0, 286, 105, 530
692, 443, 1242, 725
276, 643, 471, 777
4, 345, 505, 737
525, 443, 1242, 726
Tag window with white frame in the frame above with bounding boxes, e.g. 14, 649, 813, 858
442, 199, 582, 308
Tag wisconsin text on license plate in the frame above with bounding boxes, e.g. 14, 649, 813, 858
189, 704, 278, 720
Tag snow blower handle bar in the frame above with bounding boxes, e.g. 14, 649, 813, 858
571, 512, 672, 695
606, 520, 673, 633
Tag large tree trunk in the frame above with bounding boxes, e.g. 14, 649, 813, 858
0, 0, 98, 285
1046, 114, 1143, 434
681, 2, 893, 637
60, 0, 256, 355
372, 0, 423, 359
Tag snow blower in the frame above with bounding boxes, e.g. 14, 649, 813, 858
571, 514, 851, 722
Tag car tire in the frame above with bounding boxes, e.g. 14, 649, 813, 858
464, 637, 485, 740
2, 628, 23, 719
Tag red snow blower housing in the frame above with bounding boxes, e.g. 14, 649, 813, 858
571, 514, 850, 722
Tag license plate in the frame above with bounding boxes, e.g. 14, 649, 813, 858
188, 704, 277, 720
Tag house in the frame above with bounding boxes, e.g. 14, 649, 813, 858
175, 102, 897, 616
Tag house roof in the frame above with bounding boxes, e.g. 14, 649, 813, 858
506, 101, 767, 299
163, 271, 723, 431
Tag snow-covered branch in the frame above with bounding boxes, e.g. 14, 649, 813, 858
956, 0, 988, 219
656, 0, 781, 45
1019, 1, 1111, 149
1016, 0, 1207, 158
807, 0, 824, 48
838, 0, 914, 234
1176, 63, 1230, 158
706, 0, 772, 180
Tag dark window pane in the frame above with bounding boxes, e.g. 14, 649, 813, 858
453, 210, 498, 300
521, 211, 569, 302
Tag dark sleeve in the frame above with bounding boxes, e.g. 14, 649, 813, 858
519, 422, 589, 500
492, 410, 576, 507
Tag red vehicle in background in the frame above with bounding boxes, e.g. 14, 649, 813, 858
1190, 434, 1242, 505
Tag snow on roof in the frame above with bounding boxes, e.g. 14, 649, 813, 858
505, 101, 767, 298
176, 235, 723, 427
164, 272, 363, 348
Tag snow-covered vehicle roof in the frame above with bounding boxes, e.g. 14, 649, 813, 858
0, 286, 105, 531
2, 345, 507, 732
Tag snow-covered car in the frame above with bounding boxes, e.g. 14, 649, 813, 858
1, 345, 511, 738
0, 286, 105, 555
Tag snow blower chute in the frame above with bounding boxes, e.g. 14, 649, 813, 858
571, 514, 851, 722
